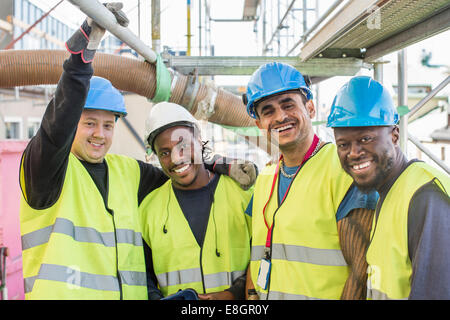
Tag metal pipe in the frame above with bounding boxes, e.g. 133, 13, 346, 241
198, 0, 202, 56
287, 0, 344, 55
121, 117, 146, 151
66, 0, 157, 63
187, 0, 192, 56
397, 49, 408, 154
209, 19, 255, 22
262, 0, 267, 56
137, 0, 141, 39
408, 134, 450, 175
0, 49, 255, 128
302, 0, 307, 36
408, 75, 450, 118
373, 60, 383, 83
151, 0, 161, 53
263, 0, 296, 54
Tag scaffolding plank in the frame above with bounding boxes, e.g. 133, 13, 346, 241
299, 0, 381, 61
365, 6, 450, 61
164, 56, 369, 77
299, 0, 450, 61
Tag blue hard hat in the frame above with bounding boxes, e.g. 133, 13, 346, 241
84, 76, 127, 117
327, 76, 398, 128
246, 62, 313, 119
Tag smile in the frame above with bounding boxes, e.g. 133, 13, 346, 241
172, 163, 191, 174
272, 123, 295, 133
89, 140, 104, 148
350, 160, 372, 172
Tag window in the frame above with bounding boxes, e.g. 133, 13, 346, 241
27, 118, 41, 138
4, 117, 23, 139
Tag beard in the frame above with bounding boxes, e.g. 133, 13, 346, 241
345, 149, 395, 194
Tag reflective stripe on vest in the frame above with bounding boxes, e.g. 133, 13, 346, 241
24, 264, 147, 293
21, 217, 143, 250
20, 153, 147, 300
250, 144, 352, 300
366, 162, 450, 300
156, 268, 245, 289
140, 175, 252, 297
366, 288, 406, 300
251, 244, 347, 267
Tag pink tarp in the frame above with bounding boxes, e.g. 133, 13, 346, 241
0, 140, 27, 300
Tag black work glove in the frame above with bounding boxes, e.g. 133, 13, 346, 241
65, 2, 129, 63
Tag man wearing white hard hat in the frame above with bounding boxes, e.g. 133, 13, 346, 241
139, 102, 253, 300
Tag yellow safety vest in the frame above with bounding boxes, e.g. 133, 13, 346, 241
250, 144, 353, 300
20, 153, 147, 300
366, 162, 450, 300
139, 175, 252, 297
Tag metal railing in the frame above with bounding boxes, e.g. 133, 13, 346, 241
398, 68, 450, 174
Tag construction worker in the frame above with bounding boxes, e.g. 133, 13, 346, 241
244, 62, 377, 300
19, 4, 256, 300
139, 102, 253, 300
327, 76, 450, 300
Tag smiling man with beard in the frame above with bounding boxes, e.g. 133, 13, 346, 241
328, 76, 450, 299
244, 62, 377, 300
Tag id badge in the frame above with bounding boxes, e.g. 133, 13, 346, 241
256, 258, 272, 290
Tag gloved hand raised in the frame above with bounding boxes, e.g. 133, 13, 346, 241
65, 2, 129, 63
211, 157, 258, 190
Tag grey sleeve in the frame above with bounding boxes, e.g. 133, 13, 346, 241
408, 179, 450, 299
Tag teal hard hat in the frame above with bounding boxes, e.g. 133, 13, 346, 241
327, 76, 398, 128
84, 76, 127, 117
246, 62, 313, 119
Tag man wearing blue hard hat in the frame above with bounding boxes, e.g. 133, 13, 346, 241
244, 62, 377, 300
328, 76, 450, 300
19, 3, 256, 300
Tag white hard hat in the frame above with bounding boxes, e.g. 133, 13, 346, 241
145, 102, 199, 152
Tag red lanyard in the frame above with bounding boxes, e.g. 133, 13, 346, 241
262, 134, 320, 249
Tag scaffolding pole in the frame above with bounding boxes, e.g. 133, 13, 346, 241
67, 0, 157, 63
408, 134, 450, 175
151, 0, 161, 53
187, 0, 192, 56
408, 75, 450, 118
398, 49, 408, 154
287, 0, 343, 56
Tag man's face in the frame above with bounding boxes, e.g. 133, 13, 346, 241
334, 126, 399, 193
71, 109, 115, 163
254, 92, 315, 150
154, 125, 204, 190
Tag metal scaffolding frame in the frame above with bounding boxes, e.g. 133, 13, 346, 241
294, 0, 450, 173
